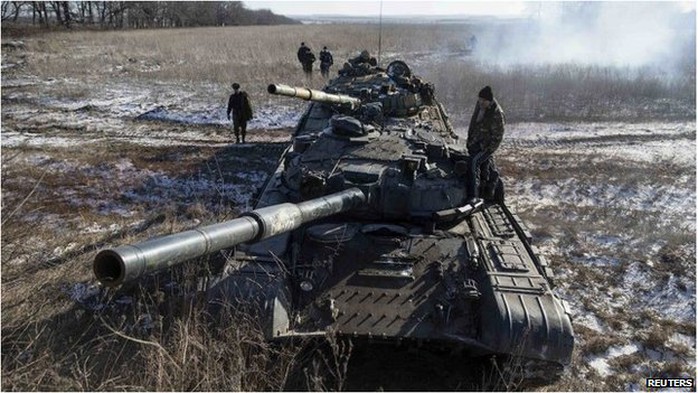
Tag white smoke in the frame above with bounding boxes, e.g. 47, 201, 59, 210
473, 2, 695, 74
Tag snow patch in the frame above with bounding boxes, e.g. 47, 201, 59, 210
588, 356, 612, 377
136, 104, 300, 130
570, 303, 608, 332
121, 170, 267, 209
495, 121, 696, 166
622, 262, 696, 323
571, 254, 621, 268
668, 333, 696, 349
588, 342, 641, 377
65, 282, 105, 311
508, 179, 696, 232
52, 242, 78, 257
81, 222, 123, 234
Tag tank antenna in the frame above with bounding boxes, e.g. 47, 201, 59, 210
378, 0, 383, 65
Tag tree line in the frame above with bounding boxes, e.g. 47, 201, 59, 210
1, 1, 299, 29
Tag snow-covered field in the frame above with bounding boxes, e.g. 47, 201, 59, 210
2, 66, 695, 391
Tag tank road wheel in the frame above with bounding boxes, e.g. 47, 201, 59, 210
387, 60, 412, 79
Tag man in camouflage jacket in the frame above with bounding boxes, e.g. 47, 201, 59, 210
466, 85, 505, 202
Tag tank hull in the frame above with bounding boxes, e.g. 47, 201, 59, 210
226, 201, 572, 365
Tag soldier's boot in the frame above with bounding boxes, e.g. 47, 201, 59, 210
467, 186, 481, 205
235, 137, 240, 144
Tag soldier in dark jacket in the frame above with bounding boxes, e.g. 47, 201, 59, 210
466, 85, 505, 202
297, 42, 315, 77
319, 46, 334, 78
227, 83, 253, 144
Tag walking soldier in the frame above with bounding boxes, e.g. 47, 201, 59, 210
227, 82, 253, 144
297, 42, 316, 78
319, 46, 334, 78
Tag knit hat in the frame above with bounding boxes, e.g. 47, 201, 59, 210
232, 83, 240, 89
478, 86, 493, 101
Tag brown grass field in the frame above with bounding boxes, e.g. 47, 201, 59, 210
7, 22, 695, 123
1, 22, 696, 391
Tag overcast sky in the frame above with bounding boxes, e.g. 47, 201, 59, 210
244, 0, 530, 16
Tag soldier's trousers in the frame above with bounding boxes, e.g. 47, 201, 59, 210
320, 64, 330, 78
232, 118, 247, 142
302, 62, 313, 76
467, 151, 499, 200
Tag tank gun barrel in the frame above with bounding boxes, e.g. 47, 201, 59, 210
94, 188, 366, 287
267, 84, 361, 109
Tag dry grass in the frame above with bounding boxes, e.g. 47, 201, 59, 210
495, 136, 695, 390
0, 138, 296, 390
498, 148, 696, 263
584, 336, 624, 356
1, 273, 303, 390
8, 23, 695, 122
641, 326, 672, 350
1, 194, 305, 391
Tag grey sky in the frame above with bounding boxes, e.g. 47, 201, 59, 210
244, 1, 529, 17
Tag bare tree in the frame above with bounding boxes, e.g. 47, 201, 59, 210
61, 1, 71, 28
2, 1, 28, 22
48, 1, 63, 25
1, 1, 13, 21
7, 1, 297, 29
31, 1, 48, 26
86, 1, 92, 24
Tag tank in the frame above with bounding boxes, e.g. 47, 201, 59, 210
94, 57, 573, 368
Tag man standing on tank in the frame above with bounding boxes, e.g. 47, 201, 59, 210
466, 85, 505, 203
297, 42, 315, 78
227, 82, 253, 144
319, 46, 334, 78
